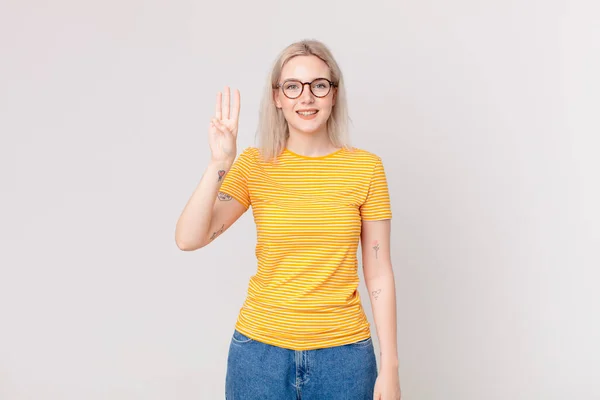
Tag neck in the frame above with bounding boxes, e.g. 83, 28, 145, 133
286, 126, 337, 157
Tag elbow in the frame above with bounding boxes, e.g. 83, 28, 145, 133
176, 240, 195, 251
175, 234, 206, 251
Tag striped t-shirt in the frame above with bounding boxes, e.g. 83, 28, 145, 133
219, 146, 392, 350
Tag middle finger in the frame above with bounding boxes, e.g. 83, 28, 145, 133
215, 92, 222, 120
222, 86, 230, 120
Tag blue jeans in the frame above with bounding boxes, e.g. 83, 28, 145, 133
225, 330, 378, 399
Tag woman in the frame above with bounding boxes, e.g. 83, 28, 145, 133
175, 39, 401, 400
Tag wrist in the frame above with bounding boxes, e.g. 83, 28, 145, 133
381, 361, 399, 370
380, 354, 399, 369
209, 158, 234, 170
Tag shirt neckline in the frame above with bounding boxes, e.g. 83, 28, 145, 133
283, 147, 345, 160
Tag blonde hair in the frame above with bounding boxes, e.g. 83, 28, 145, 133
256, 39, 352, 162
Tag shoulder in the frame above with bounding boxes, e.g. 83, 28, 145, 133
235, 146, 260, 163
240, 146, 260, 156
342, 146, 385, 166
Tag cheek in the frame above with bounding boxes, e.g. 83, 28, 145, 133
278, 97, 292, 111
318, 101, 334, 118
282, 101, 298, 118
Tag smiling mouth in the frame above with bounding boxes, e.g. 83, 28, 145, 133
296, 110, 318, 116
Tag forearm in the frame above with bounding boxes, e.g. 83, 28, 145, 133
175, 159, 232, 250
365, 270, 399, 369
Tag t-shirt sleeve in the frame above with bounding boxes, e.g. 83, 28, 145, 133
360, 158, 392, 221
218, 147, 253, 210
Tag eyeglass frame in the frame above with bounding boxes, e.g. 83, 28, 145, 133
273, 78, 337, 99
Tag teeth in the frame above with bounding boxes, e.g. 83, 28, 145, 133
298, 111, 317, 116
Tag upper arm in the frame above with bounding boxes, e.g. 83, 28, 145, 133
201, 191, 247, 247
359, 156, 393, 278
360, 219, 392, 280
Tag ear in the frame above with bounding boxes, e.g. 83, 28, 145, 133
273, 89, 282, 109
332, 87, 337, 107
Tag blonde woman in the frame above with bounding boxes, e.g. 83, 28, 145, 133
175, 40, 401, 400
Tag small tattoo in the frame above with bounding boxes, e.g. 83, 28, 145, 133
217, 170, 226, 182
373, 241, 380, 259
372, 289, 382, 300
209, 224, 224, 241
218, 192, 232, 201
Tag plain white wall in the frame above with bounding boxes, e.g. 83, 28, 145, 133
1, 0, 598, 399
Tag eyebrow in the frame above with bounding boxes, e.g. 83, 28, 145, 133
280, 77, 331, 82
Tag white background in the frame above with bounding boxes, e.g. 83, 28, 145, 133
1, 0, 599, 399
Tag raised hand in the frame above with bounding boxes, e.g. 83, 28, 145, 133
208, 86, 240, 163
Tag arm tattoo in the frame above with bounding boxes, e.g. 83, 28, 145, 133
371, 289, 382, 300
372, 240, 380, 259
218, 192, 232, 201
217, 170, 226, 182
209, 224, 225, 241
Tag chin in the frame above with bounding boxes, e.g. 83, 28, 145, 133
293, 124, 325, 135
293, 119, 327, 133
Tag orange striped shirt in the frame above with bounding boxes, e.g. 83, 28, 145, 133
219, 146, 392, 350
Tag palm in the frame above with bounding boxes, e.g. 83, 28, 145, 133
208, 86, 240, 162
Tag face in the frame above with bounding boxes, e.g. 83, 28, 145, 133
273, 55, 337, 136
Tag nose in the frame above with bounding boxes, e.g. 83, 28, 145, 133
298, 83, 315, 103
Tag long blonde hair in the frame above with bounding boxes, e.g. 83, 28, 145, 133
256, 39, 352, 162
